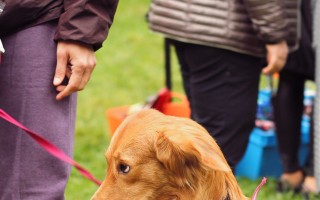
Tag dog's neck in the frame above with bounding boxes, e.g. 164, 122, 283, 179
192, 171, 249, 200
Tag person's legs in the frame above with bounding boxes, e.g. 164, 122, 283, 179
173, 42, 262, 168
303, 108, 317, 193
274, 71, 305, 189
171, 40, 192, 110
0, 21, 77, 200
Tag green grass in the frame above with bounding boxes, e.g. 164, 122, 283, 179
65, 1, 318, 199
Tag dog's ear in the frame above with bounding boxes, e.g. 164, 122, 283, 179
154, 126, 231, 187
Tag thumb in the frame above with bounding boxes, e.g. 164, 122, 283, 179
54, 50, 68, 86
262, 54, 276, 75
262, 64, 273, 75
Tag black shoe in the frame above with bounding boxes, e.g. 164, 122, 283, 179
301, 183, 320, 200
276, 178, 304, 194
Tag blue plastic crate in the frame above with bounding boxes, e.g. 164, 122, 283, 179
235, 89, 313, 180
235, 119, 310, 180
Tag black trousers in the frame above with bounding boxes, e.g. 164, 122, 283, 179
274, 71, 314, 176
172, 40, 263, 168
273, 0, 314, 177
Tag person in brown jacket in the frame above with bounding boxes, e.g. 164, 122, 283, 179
0, 0, 118, 199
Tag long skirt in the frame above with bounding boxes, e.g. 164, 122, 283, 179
0, 20, 77, 200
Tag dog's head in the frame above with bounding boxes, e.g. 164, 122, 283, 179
91, 109, 248, 200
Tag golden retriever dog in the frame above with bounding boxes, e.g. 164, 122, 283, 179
91, 109, 251, 200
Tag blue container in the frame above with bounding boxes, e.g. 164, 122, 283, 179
235, 121, 310, 180
235, 89, 315, 180
235, 89, 313, 180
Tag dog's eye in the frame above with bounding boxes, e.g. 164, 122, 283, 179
118, 164, 130, 174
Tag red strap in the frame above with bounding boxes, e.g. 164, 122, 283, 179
0, 109, 101, 186
251, 177, 267, 200
151, 87, 171, 112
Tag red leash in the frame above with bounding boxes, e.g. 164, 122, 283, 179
251, 177, 267, 200
0, 109, 102, 186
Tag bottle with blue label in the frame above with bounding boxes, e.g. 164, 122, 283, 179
257, 89, 273, 120
256, 89, 274, 131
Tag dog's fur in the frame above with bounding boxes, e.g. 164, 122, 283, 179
91, 109, 249, 200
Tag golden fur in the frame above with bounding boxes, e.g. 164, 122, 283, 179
91, 109, 249, 200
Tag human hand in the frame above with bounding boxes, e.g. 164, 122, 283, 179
54, 41, 96, 100
262, 40, 288, 75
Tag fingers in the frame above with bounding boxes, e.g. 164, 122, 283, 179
55, 70, 83, 100
54, 41, 96, 100
262, 41, 288, 75
262, 56, 285, 75
79, 65, 94, 89
55, 60, 95, 100
54, 48, 68, 86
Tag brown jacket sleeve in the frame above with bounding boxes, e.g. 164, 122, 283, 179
243, 0, 289, 44
54, 0, 119, 50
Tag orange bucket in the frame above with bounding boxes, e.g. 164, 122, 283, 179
105, 106, 129, 134
106, 92, 190, 135
162, 92, 190, 118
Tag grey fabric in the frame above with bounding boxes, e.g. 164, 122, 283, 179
0, 21, 77, 200
148, 0, 300, 57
